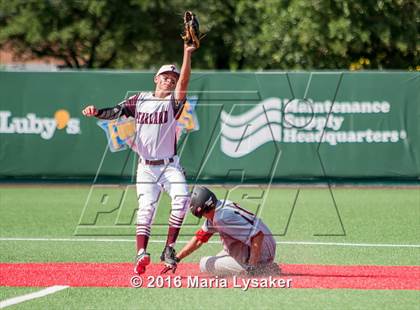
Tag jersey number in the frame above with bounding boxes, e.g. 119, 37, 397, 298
232, 203, 255, 225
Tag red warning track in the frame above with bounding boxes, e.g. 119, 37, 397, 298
0, 263, 419, 290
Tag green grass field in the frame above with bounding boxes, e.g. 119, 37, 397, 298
0, 185, 419, 309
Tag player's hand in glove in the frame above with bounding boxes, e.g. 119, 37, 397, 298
181, 11, 205, 49
160, 246, 180, 274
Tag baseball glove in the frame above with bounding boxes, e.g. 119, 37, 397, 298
181, 11, 205, 48
160, 246, 180, 274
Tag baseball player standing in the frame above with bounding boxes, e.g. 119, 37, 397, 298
169, 186, 280, 276
82, 43, 196, 274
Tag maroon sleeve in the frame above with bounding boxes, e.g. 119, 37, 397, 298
171, 94, 187, 120
96, 93, 139, 119
120, 93, 139, 117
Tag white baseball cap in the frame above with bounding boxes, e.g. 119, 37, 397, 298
155, 64, 180, 77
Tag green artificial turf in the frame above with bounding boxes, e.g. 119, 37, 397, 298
0, 186, 419, 309
0, 287, 39, 301
2, 287, 420, 310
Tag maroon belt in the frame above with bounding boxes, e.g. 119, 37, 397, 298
140, 157, 174, 166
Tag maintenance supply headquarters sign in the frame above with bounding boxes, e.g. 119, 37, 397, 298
220, 98, 408, 158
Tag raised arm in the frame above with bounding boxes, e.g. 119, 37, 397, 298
174, 45, 196, 103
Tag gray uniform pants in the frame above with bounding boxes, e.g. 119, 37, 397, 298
199, 250, 280, 276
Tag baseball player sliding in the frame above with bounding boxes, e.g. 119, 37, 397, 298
165, 186, 280, 276
82, 43, 196, 274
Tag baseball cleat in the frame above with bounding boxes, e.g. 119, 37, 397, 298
134, 252, 151, 275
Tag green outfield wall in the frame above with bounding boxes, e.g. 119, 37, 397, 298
0, 71, 419, 181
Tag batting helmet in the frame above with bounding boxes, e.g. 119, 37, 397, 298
189, 186, 218, 218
